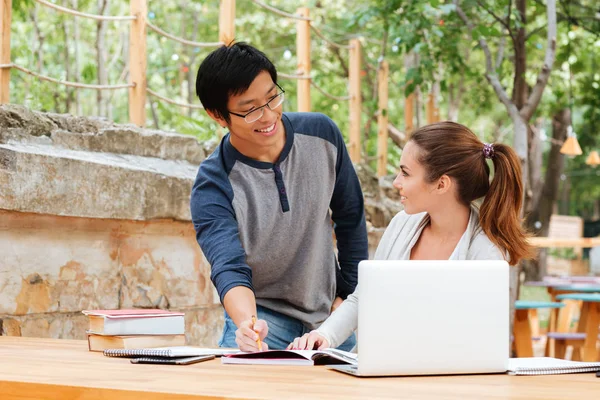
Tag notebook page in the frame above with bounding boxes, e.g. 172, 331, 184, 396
221, 350, 356, 366
104, 346, 240, 358
221, 357, 314, 366
164, 347, 240, 357
508, 357, 600, 375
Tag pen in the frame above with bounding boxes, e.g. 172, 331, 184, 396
251, 315, 263, 351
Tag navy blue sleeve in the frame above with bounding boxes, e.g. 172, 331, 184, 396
326, 117, 368, 299
190, 153, 253, 303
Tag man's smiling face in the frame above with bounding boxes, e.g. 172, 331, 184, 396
224, 70, 285, 154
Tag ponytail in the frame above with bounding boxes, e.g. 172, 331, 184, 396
479, 144, 534, 265
410, 122, 533, 265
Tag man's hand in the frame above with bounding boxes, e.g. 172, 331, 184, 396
331, 296, 343, 313
235, 317, 269, 352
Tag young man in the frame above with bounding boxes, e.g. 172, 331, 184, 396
191, 42, 367, 351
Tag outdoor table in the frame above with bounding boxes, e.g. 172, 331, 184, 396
513, 301, 564, 358
1, 336, 599, 399
523, 279, 600, 356
556, 293, 600, 362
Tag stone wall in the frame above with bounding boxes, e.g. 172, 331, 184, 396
0, 211, 222, 345
0, 105, 396, 345
0, 104, 224, 345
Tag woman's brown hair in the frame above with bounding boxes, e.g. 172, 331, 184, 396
409, 121, 533, 265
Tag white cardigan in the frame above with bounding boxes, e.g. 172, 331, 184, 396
317, 206, 505, 348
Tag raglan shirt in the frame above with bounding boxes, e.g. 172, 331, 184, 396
190, 112, 368, 330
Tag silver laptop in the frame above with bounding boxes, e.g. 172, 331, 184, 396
330, 260, 509, 377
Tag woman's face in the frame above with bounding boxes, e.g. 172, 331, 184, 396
392, 141, 440, 215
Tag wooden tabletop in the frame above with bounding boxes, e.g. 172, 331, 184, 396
528, 237, 600, 248
553, 286, 600, 293
0, 337, 599, 400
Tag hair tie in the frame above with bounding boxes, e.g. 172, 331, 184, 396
483, 143, 495, 159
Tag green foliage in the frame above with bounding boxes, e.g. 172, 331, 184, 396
6, 0, 599, 215
550, 27, 600, 219
548, 247, 578, 260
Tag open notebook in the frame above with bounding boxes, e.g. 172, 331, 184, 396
507, 358, 600, 375
221, 349, 358, 366
104, 346, 240, 358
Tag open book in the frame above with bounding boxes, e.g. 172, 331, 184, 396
221, 349, 358, 366
507, 357, 600, 375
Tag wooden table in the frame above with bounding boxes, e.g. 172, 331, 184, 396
1, 337, 599, 399
554, 285, 600, 294
528, 237, 600, 248
556, 293, 600, 362
513, 301, 564, 358
524, 279, 600, 357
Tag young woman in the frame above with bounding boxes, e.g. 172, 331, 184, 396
289, 121, 533, 351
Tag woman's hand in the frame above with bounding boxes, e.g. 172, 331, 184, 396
287, 331, 330, 350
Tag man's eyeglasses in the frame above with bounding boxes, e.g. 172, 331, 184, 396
229, 85, 285, 124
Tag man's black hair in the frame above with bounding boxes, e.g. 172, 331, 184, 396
195, 42, 278, 125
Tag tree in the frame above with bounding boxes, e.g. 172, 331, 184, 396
453, 0, 557, 213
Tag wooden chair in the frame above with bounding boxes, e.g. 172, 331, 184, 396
547, 287, 600, 359
552, 293, 600, 361
513, 300, 564, 357
546, 332, 600, 361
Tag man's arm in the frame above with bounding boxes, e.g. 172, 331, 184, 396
328, 120, 369, 299
190, 163, 256, 326
223, 286, 256, 327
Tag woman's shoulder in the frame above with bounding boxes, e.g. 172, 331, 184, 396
468, 228, 507, 261
389, 210, 427, 230
374, 210, 427, 260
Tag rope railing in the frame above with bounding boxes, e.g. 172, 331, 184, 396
310, 25, 352, 50
146, 78, 351, 107
249, 0, 353, 51
33, 0, 136, 21
146, 21, 223, 48
310, 81, 351, 101
278, 72, 311, 80
1, 63, 134, 90
2, 0, 373, 167
146, 88, 204, 109
249, 0, 311, 21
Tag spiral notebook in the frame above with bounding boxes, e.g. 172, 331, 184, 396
103, 346, 240, 358
507, 357, 600, 375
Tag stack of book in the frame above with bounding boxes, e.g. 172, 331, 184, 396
82, 309, 186, 352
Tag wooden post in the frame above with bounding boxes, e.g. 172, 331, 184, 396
0, 0, 11, 104
129, 0, 147, 126
349, 38, 361, 163
426, 83, 441, 124
219, 0, 235, 45
426, 91, 435, 124
404, 92, 414, 137
433, 68, 441, 122
513, 309, 534, 357
296, 7, 310, 112
404, 53, 414, 137
376, 61, 389, 177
